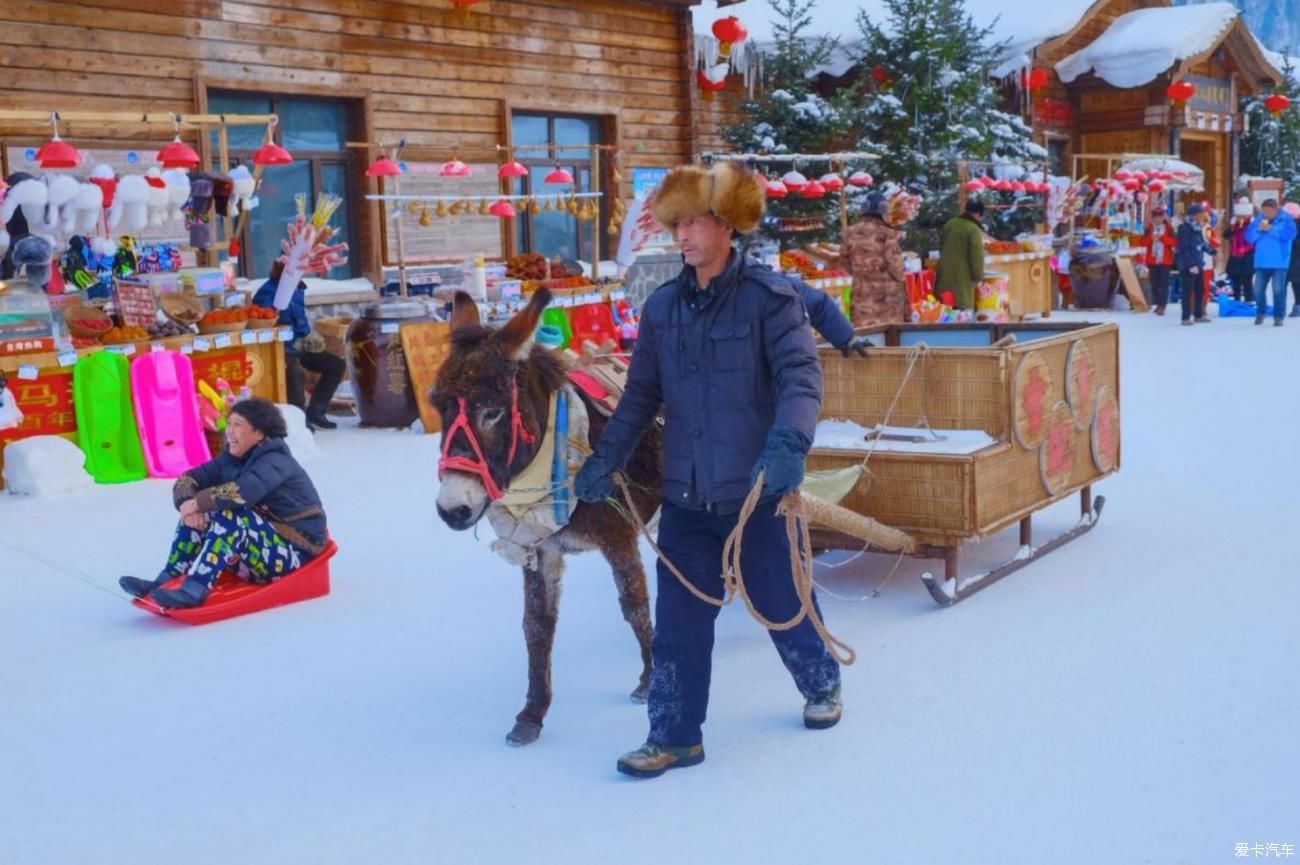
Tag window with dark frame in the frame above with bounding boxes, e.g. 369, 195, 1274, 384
207, 91, 361, 283
509, 112, 604, 262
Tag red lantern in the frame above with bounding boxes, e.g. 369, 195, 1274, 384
800, 180, 826, 199
156, 136, 200, 170
1166, 79, 1196, 109
1265, 92, 1291, 118
252, 141, 293, 166
781, 170, 808, 191
963, 180, 983, 193
711, 16, 748, 57
765, 179, 788, 199
697, 66, 729, 101
848, 170, 873, 187
871, 65, 890, 84
365, 156, 403, 178
818, 173, 844, 192
1028, 68, 1049, 91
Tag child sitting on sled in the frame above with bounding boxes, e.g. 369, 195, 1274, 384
119, 399, 328, 609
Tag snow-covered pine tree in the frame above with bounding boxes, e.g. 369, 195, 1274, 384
722, 0, 863, 245
1239, 58, 1300, 199
851, 0, 1047, 249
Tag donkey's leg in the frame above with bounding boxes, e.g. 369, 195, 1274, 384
601, 540, 654, 704
507, 547, 564, 746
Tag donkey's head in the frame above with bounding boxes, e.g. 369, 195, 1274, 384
433, 288, 563, 531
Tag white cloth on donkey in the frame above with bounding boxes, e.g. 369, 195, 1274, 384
487, 384, 591, 568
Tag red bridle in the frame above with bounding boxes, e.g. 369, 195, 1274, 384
437, 374, 537, 501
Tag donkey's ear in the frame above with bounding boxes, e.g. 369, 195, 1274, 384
450, 291, 482, 333
497, 287, 552, 362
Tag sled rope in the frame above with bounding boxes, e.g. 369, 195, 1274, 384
613, 472, 857, 666
0, 537, 133, 604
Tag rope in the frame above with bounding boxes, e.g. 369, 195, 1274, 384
613, 472, 856, 666
0, 538, 132, 604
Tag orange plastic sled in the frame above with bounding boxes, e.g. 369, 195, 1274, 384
133, 540, 337, 625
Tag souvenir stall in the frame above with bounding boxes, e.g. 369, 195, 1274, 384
952, 159, 1057, 321
347, 140, 639, 432
0, 110, 320, 490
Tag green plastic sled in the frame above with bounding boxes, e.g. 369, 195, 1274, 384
74, 351, 148, 484
540, 307, 572, 349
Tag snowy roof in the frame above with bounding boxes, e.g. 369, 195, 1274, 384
1056, 3, 1240, 88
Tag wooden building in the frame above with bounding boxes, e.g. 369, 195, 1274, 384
0, 0, 715, 283
1017, 0, 1281, 211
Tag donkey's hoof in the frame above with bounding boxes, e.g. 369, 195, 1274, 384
630, 682, 649, 704
506, 721, 542, 746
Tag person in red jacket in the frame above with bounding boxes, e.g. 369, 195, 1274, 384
1143, 206, 1176, 315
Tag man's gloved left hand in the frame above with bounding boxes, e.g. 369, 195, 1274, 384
838, 335, 872, 358
750, 425, 811, 499
574, 451, 620, 504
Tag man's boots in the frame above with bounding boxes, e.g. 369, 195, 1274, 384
616, 742, 705, 779
804, 685, 844, 730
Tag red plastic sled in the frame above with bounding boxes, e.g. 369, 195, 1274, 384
133, 540, 337, 625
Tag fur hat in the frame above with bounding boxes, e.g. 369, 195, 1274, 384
12, 234, 53, 287
651, 162, 765, 234
1233, 197, 1253, 218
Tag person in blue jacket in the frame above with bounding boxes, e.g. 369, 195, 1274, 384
251, 262, 346, 429
795, 278, 871, 357
1245, 198, 1297, 326
574, 162, 843, 779
119, 399, 328, 609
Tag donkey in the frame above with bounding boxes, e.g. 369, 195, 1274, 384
432, 288, 662, 746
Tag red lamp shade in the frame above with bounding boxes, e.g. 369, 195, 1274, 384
252, 141, 293, 166
848, 171, 874, 187
544, 166, 575, 185
1265, 92, 1291, 117
765, 179, 788, 199
781, 170, 808, 191
1113, 170, 1131, 181
37, 135, 81, 169
498, 161, 529, 179
978, 176, 996, 189
818, 173, 844, 192
800, 180, 826, 199
1166, 80, 1196, 106
1123, 178, 1141, 191
1027, 68, 1049, 91
993, 179, 1013, 192
365, 156, 403, 178
156, 136, 199, 169
712, 16, 748, 45
1010, 181, 1026, 193
963, 180, 984, 193
488, 200, 517, 219
1147, 180, 1166, 192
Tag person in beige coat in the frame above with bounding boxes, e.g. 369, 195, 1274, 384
842, 192, 907, 327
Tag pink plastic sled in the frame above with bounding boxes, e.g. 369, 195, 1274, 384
130, 350, 211, 479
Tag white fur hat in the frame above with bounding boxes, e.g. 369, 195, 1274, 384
1233, 198, 1254, 218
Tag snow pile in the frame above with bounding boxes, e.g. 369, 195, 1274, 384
813, 420, 996, 455
2, 436, 92, 497
277, 404, 321, 463
1056, 3, 1240, 87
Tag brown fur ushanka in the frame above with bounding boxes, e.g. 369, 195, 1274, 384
651, 162, 766, 234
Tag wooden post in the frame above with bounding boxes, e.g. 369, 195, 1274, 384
590, 144, 601, 278
1019, 515, 1033, 547
1081, 485, 1092, 517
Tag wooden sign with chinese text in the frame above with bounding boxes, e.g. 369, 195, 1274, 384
399, 321, 451, 434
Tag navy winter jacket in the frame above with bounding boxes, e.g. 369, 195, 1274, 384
172, 437, 327, 556
591, 251, 822, 512
1174, 221, 1213, 273
793, 278, 855, 347
252, 278, 311, 344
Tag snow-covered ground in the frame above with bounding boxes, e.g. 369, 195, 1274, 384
2, 310, 1296, 865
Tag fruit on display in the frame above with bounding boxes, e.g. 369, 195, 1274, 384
147, 320, 193, 339
248, 306, 278, 321
542, 276, 593, 290
103, 325, 150, 343
201, 308, 249, 326
506, 254, 547, 281
71, 336, 100, 349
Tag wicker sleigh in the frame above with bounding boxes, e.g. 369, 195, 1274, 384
807, 320, 1121, 605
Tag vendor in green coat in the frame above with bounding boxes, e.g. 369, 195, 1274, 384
935, 199, 987, 310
